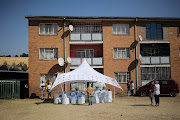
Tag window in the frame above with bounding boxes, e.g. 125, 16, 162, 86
179, 48, 180, 58
77, 49, 94, 58
113, 24, 129, 35
39, 24, 57, 35
178, 26, 180, 35
40, 48, 58, 59
141, 67, 171, 81
161, 80, 169, 85
40, 74, 57, 84
114, 48, 130, 59
71, 22, 102, 33
143, 48, 159, 56
146, 23, 162, 40
114, 72, 131, 83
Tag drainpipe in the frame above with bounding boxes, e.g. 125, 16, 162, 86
135, 18, 138, 91
63, 18, 67, 91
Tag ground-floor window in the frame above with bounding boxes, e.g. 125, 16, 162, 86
141, 67, 171, 81
70, 83, 86, 91
40, 74, 57, 84
114, 72, 131, 83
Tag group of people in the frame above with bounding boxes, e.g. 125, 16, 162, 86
127, 80, 160, 106
40, 80, 53, 99
149, 81, 160, 106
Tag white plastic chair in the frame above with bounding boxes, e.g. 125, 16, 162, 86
93, 90, 100, 103
71, 92, 77, 104
99, 90, 107, 103
53, 93, 61, 104
78, 92, 85, 104
62, 94, 69, 105
105, 91, 112, 103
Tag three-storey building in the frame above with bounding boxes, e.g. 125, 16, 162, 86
25, 16, 180, 97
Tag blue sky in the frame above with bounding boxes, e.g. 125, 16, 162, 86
0, 0, 180, 56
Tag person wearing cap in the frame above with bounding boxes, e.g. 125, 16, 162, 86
154, 81, 160, 106
87, 84, 94, 105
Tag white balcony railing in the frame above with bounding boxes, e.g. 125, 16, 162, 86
70, 33, 103, 41
141, 56, 170, 65
71, 58, 103, 66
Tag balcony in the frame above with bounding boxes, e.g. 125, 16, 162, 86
70, 33, 103, 42
141, 56, 170, 65
71, 57, 103, 66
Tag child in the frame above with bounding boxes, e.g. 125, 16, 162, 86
149, 89, 153, 106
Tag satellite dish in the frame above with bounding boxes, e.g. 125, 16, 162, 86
67, 57, 72, 63
69, 25, 73, 31
58, 58, 64, 66
139, 35, 142, 41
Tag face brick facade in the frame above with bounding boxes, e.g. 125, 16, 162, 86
26, 16, 180, 97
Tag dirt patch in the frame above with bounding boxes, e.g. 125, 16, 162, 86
0, 94, 180, 120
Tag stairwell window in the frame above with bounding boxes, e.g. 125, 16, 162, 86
114, 72, 131, 83
146, 23, 162, 40
113, 24, 129, 35
114, 48, 130, 59
39, 24, 58, 35
40, 48, 58, 59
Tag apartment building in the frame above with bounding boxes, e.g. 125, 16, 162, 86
25, 16, 180, 97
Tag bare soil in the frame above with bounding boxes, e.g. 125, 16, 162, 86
0, 94, 180, 120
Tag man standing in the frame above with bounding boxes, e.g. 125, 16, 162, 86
130, 81, 134, 96
87, 84, 94, 105
40, 81, 45, 99
46, 80, 52, 98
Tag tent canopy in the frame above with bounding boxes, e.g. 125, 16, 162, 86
52, 59, 123, 90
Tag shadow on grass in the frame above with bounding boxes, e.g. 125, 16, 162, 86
130, 104, 153, 107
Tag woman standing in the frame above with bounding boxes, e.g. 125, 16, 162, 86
154, 81, 160, 106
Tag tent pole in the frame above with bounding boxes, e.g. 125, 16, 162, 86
114, 86, 115, 103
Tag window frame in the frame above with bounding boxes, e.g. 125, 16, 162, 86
39, 23, 58, 35
114, 72, 131, 83
113, 48, 130, 59
146, 23, 163, 40
77, 49, 94, 58
39, 48, 58, 60
113, 24, 129, 35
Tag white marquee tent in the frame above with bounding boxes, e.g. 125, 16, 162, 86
52, 59, 123, 90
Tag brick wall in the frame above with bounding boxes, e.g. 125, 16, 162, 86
28, 18, 180, 97
103, 21, 139, 93
169, 22, 180, 86
28, 20, 70, 97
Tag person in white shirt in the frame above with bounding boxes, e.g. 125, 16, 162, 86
40, 81, 45, 99
130, 81, 134, 96
154, 81, 160, 106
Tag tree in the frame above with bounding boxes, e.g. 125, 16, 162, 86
22, 64, 28, 71
0, 55, 5, 57
20, 53, 28, 57
15, 55, 19, 57
0, 65, 8, 70
6, 55, 11, 57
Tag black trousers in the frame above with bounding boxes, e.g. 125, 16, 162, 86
131, 89, 134, 96
154, 95, 159, 104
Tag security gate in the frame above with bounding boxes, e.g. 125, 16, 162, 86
0, 80, 20, 99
